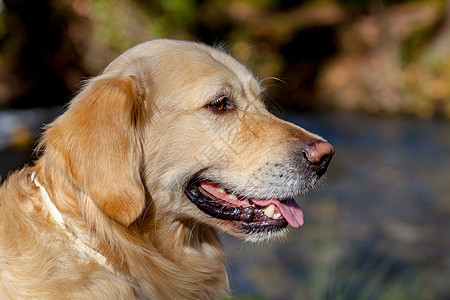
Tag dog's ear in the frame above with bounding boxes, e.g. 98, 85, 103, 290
43, 75, 147, 226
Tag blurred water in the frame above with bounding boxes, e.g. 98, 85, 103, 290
1, 109, 449, 299
0, 108, 60, 179
225, 112, 450, 300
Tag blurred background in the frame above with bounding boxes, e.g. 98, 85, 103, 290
0, 0, 449, 299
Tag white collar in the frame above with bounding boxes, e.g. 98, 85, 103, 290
30, 172, 124, 279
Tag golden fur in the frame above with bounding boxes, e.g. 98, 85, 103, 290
0, 39, 330, 299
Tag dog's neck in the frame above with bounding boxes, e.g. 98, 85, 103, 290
30, 172, 129, 280
31, 159, 229, 299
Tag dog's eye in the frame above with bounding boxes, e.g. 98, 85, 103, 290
209, 96, 232, 112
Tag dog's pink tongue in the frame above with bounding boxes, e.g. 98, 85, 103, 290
252, 198, 304, 228
199, 182, 304, 228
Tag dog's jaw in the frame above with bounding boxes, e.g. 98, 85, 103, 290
183, 175, 305, 242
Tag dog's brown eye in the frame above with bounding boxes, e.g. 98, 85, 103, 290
210, 97, 231, 112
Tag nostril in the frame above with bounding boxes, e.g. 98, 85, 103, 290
303, 141, 335, 174
317, 154, 328, 166
301, 149, 309, 160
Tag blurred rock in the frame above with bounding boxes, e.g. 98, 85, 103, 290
10, 125, 32, 149
317, 1, 450, 118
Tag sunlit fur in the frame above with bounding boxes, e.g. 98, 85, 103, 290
0, 39, 326, 299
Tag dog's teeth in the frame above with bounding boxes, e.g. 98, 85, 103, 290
216, 186, 225, 194
262, 204, 275, 218
241, 199, 250, 206
228, 193, 238, 201
273, 212, 282, 220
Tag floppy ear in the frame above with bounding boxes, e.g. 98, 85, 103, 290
43, 75, 147, 226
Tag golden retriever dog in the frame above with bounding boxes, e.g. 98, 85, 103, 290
0, 39, 334, 299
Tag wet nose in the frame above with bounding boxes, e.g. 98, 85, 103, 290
302, 141, 334, 176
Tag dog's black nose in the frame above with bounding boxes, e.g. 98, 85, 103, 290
302, 141, 334, 176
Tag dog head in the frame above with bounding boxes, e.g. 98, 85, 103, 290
43, 39, 334, 242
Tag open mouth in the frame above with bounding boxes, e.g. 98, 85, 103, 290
184, 177, 304, 234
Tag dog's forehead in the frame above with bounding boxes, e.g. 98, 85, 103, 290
111, 40, 262, 97
166, 42, 262, 104
160, 42, 258, 83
